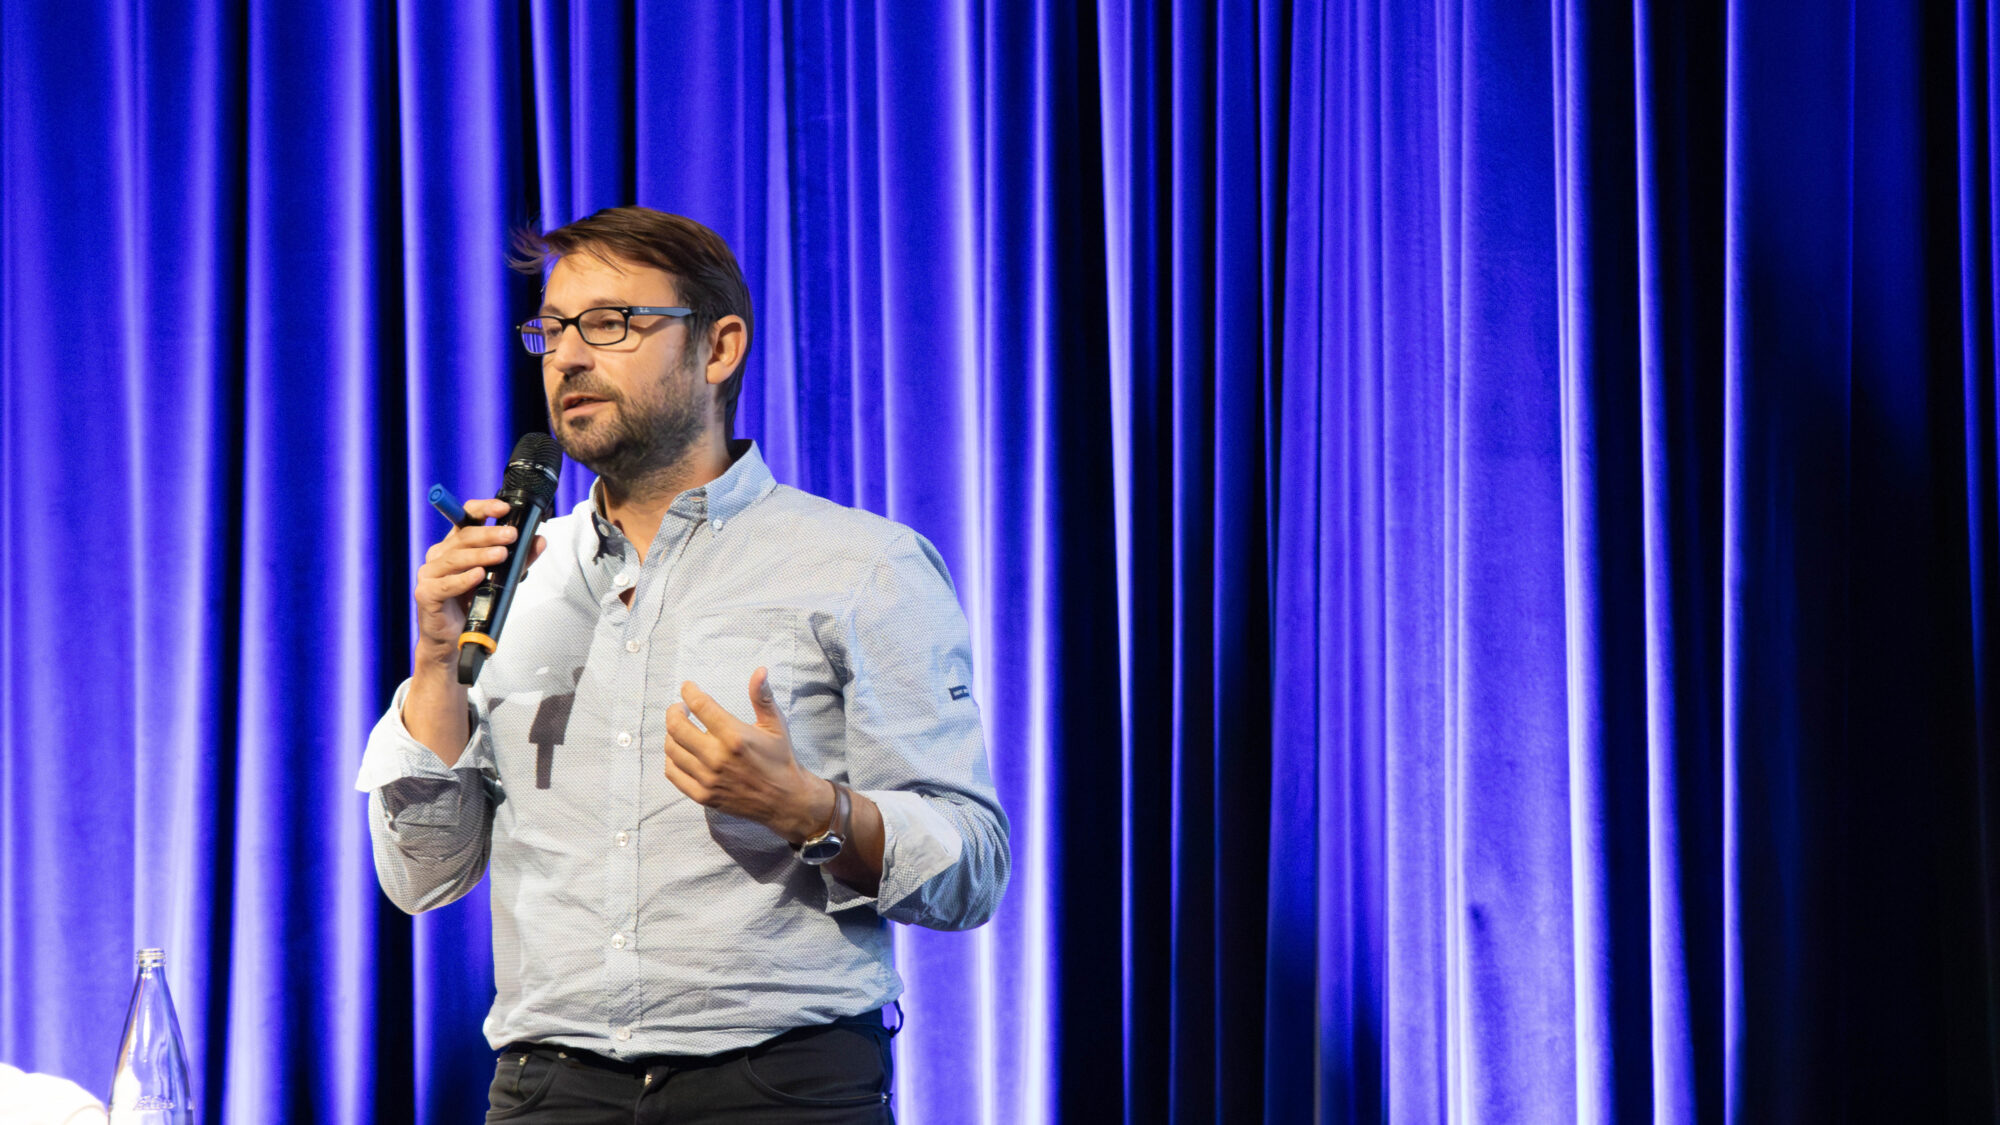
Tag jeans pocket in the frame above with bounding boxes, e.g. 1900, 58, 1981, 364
737, 1025, 892, 1108
486, 1050, 561, 1120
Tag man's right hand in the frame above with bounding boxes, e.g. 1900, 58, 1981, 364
404, 498, 545, 764
412, 498, 547, 669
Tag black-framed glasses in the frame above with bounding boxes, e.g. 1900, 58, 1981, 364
516, 306, 692, 355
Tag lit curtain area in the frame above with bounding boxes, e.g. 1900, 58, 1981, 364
1, 1, 1995, 1122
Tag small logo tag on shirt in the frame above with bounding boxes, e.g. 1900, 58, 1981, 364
949, 685, 971, 701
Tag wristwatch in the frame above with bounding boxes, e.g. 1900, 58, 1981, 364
798, 781, 851, 866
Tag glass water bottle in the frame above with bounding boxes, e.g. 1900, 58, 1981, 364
108, 948, 193, 1124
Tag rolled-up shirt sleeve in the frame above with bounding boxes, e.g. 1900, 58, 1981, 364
354, 680, 498, 915
819, 532, 1011, 930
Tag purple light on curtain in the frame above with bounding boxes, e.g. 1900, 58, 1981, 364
2, 2, 1997, 1124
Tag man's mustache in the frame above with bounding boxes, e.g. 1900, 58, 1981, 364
554, 379, 624, 412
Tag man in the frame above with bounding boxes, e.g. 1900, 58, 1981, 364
354, 206, 1009, 1122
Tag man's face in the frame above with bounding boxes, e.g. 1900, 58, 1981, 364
539, 251, 708, 484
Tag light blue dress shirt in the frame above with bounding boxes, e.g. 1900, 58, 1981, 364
355, 443, 1009, 1056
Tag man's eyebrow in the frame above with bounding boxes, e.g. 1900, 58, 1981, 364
539, 296, 628, 314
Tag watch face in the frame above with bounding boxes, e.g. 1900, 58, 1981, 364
799, 832, 844, 866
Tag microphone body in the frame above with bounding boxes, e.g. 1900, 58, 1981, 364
458, 434, 562, 684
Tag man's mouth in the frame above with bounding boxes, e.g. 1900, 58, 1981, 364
560, 392, 612, 412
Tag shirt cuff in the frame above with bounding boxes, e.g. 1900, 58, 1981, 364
821, 789, 964, 912
353, 679, 482, 792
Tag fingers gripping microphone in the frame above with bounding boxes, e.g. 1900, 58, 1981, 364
457, 433, 563, 685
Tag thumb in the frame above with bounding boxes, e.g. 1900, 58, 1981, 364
748, 666, 787, 734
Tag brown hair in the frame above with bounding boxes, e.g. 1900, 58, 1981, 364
512, 207, 755, 434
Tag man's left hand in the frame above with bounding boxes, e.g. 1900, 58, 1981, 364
663, 668, 833, 843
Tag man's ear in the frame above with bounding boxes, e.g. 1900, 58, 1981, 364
704, 315, 748, 387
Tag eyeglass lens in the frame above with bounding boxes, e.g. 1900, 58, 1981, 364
519, 308, 630, 355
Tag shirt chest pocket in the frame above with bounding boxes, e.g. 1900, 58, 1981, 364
672, 607, 804, 732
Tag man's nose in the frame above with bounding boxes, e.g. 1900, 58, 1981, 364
547, 324, 595, 371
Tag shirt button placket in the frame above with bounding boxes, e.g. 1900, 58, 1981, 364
602, 562, 648, 1045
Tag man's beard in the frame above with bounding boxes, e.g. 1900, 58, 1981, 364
548, 355, 706, 487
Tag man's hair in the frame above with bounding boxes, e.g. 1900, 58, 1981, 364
512, 207, 755, 435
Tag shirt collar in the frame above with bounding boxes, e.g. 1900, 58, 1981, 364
579, 439, 777, 557
699, 439, 778, 524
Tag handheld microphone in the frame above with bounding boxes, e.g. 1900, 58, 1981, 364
457, 433, 563, 685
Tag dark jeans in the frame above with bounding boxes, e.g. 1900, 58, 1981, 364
486, 1013, 895, 1124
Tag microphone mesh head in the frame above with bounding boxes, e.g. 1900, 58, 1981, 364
503, 432, 563, 504
512, 432, 561, 472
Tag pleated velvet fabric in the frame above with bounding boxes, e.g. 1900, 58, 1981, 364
0, 2, 1994, 1123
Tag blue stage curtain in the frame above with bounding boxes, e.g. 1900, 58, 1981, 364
1, 2, 1994, 1123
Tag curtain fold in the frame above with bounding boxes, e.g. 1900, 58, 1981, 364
1961, 0, 2000, 1109
1, 2, 1995, 1123
1631, 1, 1728, 1119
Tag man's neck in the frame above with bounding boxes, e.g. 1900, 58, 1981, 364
598, 431, 734, 564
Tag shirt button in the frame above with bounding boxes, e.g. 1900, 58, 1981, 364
615, 1027, 632, 1042
613, 571, 631, 586
711, 518, 724, 531
615, 831, 630, 847
626, 639, 642, 653
616, 731, 633, 747
611, 932, 628, 949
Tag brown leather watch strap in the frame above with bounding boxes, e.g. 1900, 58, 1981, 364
792, 778, 849, 853
830, 781, 852, 842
